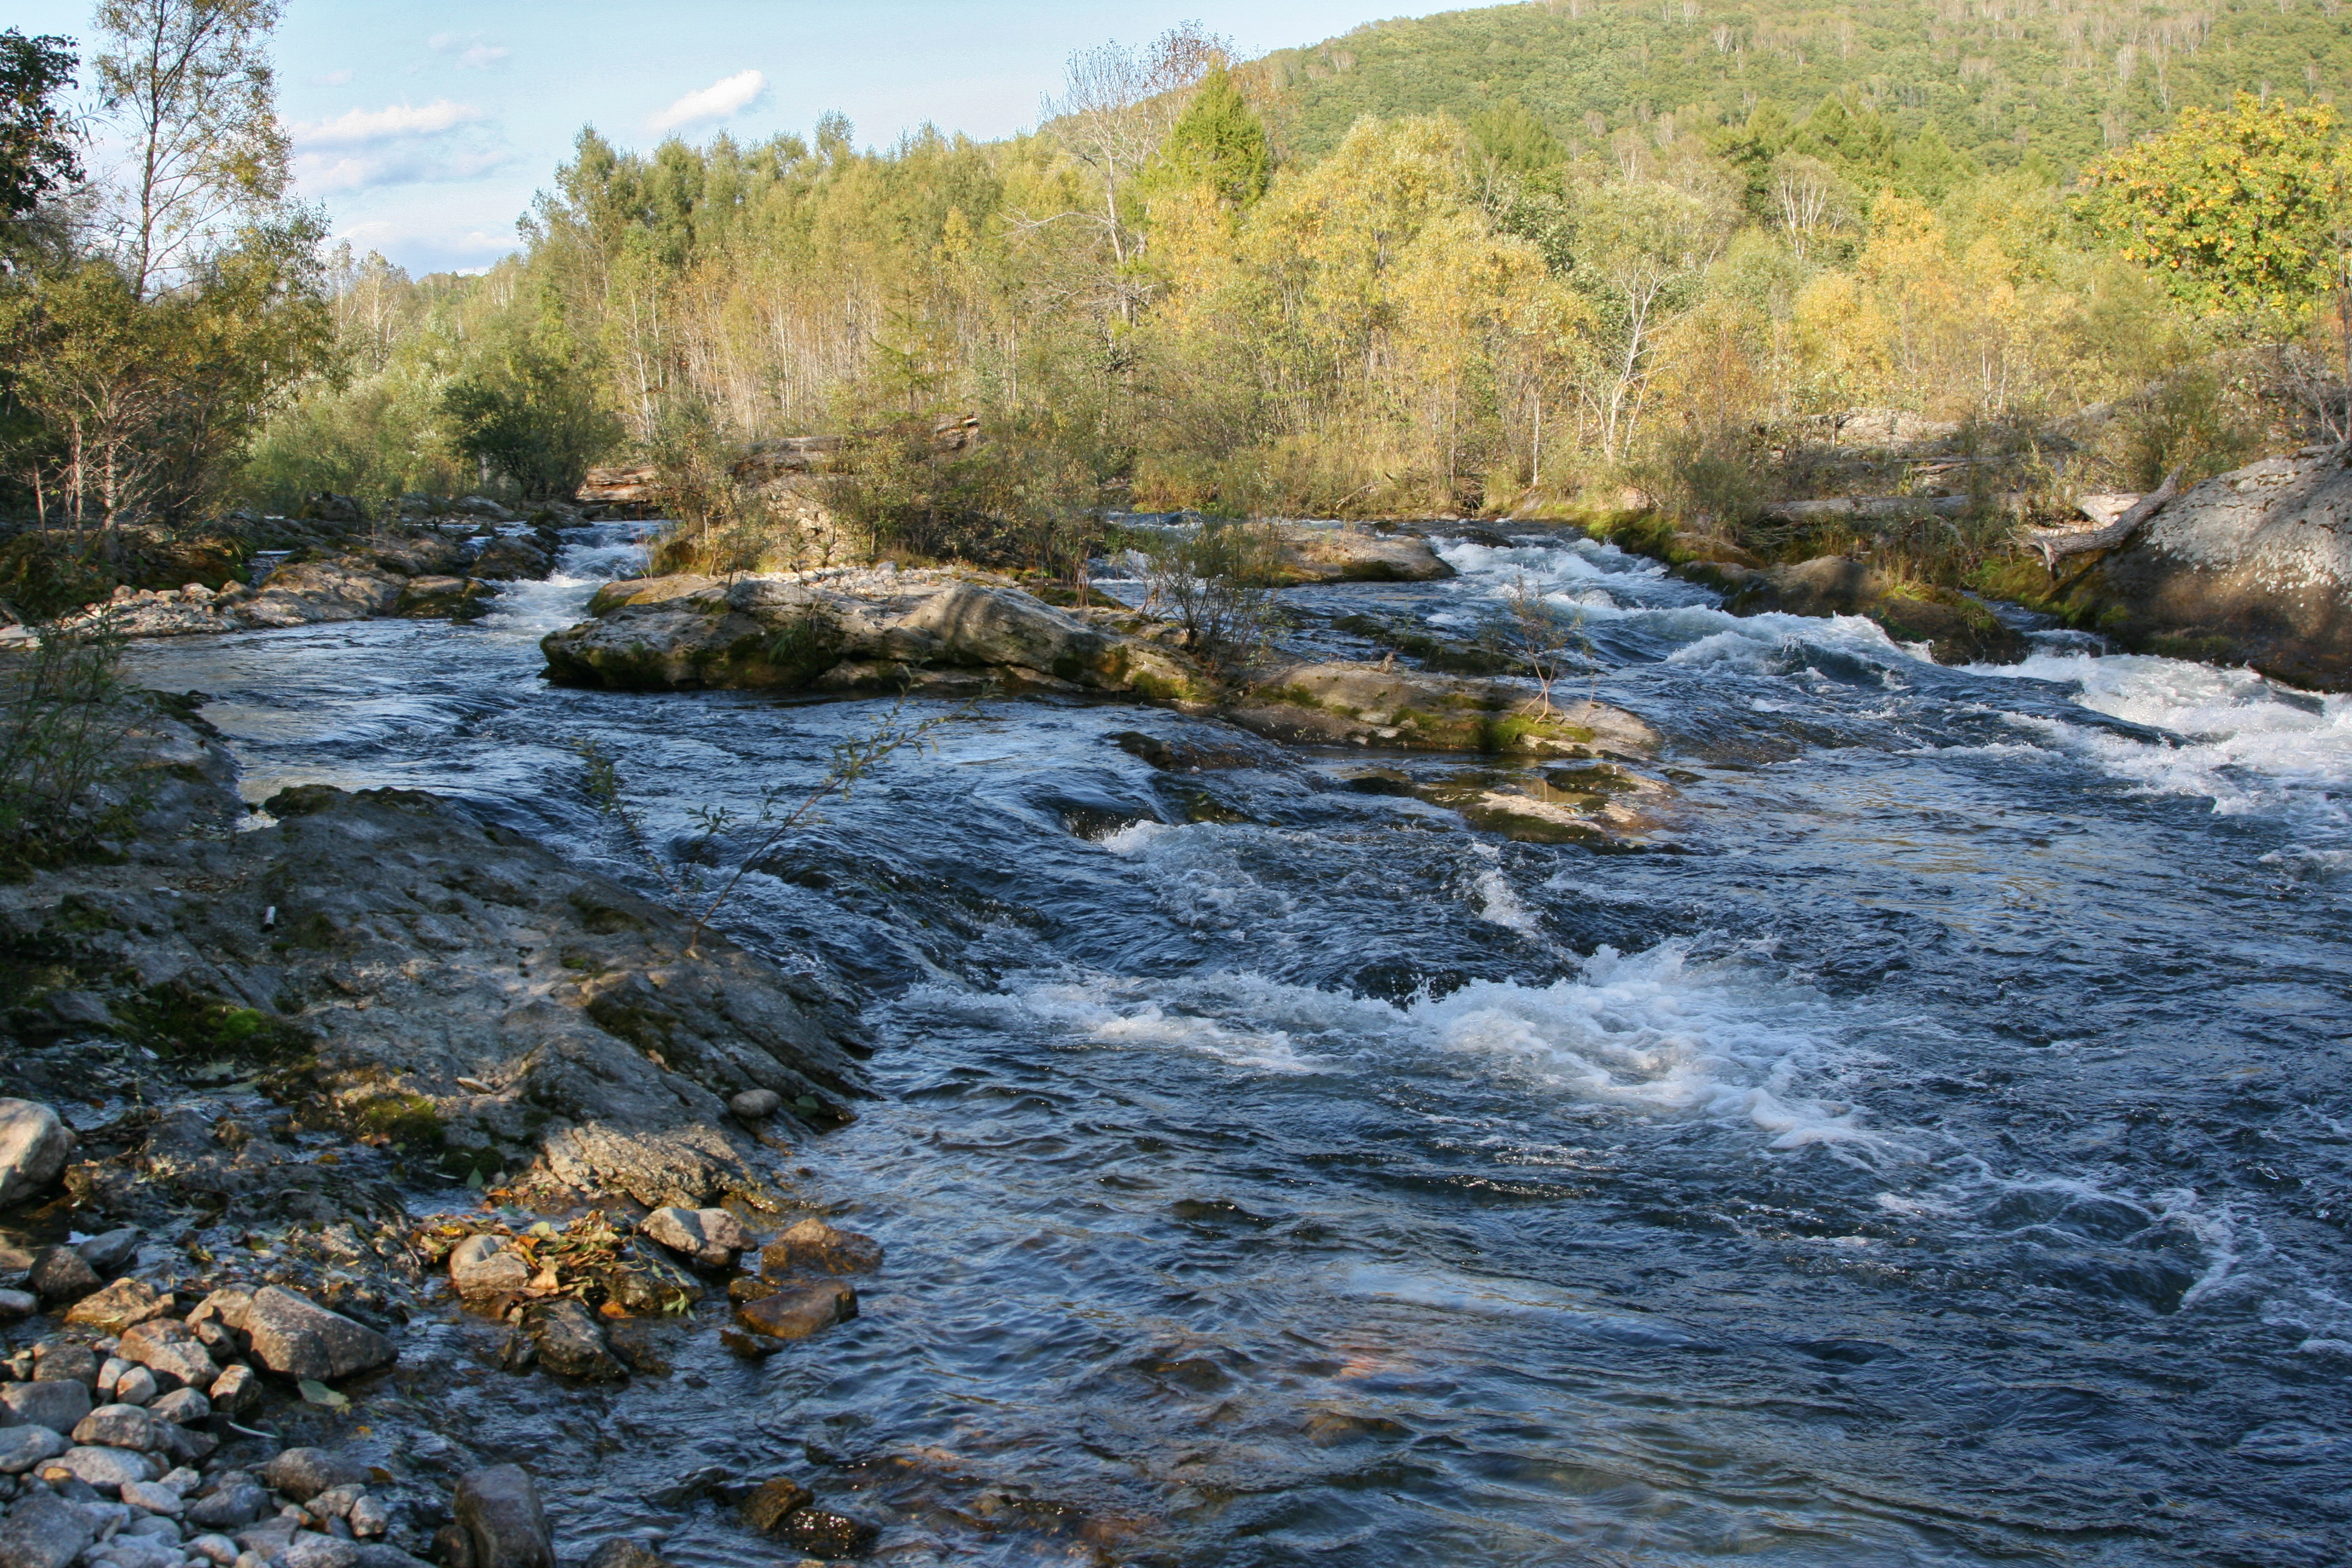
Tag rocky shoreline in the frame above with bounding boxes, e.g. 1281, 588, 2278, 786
0, 707, 903, 1567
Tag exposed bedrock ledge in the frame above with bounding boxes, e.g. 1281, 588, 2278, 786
1, 754, 873, 1212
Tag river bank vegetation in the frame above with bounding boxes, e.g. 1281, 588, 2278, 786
8, 1, 2352, 601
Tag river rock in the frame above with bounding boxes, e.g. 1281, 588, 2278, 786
518, 1299, 625, 1381
0, 1289, 33, 1318
188, 1540, 237, 1566
1993, 446, 2352, 688
146, 1389, 206, 1426
728, 1089, 782, 1120
74, 1230, 142, 1277
1224, 662, 1662, 757
1, 1381, 92, 1433
1269, 524, 1455, 585
452, 1466, 552, 1568
31, 1344, 97, 1384
118, 1319, 218, 1388
731, 1281, 856, 1341
1719, 556, 2027, 664
737, 1478, 814, 1533
186, 1483, 269, 1530
51, 1445, 157, 1491
0, 1489, 95, 1568
109, 1366, 157, 1407
206, 1365, 257, 1415
469, 538, 552, 581
0, 1102, 74, 1210
186, 1289, 253, 1332
118, 1480, 183, 1517
394, 577, 498, 621
260, 1451, 367, 1504
0, 1426, 65, 1474
542, 569, 1212, 700
25, 1249, 99, 1305
641, 1207, 753, 1268
65, 1281, 171, 1334
347, 1496, 388, 1539
71, 1405, 157, 1451
244, 1287, 394, 1381
776, 1509, 877, 1557
760, 1218, 882, 1277
578, 1543, 666, 1568
151, 1420, 215, 1467
447, 1236, 529, 1299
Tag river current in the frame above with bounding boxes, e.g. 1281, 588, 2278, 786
125, 528, 2352, 1567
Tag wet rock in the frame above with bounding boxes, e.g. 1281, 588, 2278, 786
776, 1509, 877, 1558
518, 1299, 626, 1381
146, 1389, 206, 1426
118, 1320, 220, 1389
468, 539, 552, 582
0, 1489, 96, 1568
579, 1543, 667, 1568
73, 1230, 142, 1278
731, 1281, 856, 1341
737, 1478, 812, 1532
1267, 524, 1455, 586
118, 1480, 183, 1517
1723, 555, 2027, 665
0, 1426, 65, 1474
244, 1287, 394, 1382
543, 570, 1211, 701
186, 1485, 269, 1530
1225, 662, 1662, 757
394, 577, 498, 621
71, 1406, 157, 1451
0, 1290, 33, 1319
205, 1365, 258, 1415
728, 1089, 782, 1120
1106, 729, 1287, 771
65, 1282, 172, 1334
52, 1445, 158, 1491
452, 1466, 552, 1568
25, 1249, 99, 1305
641, 1207, 753, 1268
759, 1218, 882, 1278
1, 1381, 92, 1433
260, 1451, 367, 1504
0, 1100, 74, 1210
447, 1236, 529, 1299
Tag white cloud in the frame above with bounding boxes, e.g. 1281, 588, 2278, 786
296, 99, 485, 148
312, 69, 353, 87
297, 145, 512, 194
646, 70, 768, 134
427, 33, 509, 70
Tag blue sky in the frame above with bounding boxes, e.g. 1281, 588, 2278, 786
13, 1, 1455, 274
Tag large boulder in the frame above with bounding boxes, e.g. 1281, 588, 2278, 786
541, 569, 1213, 700
452, 1466, 553, 1568
1987, 447, 2352, 688
1268, 524, 1455, 585
0, 1489, 96, 1568
0, 1099, 73, 1210
1223, 662, 1661, 757
1718, 556, 2028, 665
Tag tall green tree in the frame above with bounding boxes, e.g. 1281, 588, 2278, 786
0, 31, 80, 223
1161, 64, 1270, 211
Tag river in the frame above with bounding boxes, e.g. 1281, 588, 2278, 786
124, 526, 2352, 1567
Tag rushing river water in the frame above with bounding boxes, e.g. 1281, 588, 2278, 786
125, 526, 2352, 1567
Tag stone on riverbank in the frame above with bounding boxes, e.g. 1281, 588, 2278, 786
0, 1100, 73, 1210
1225, 662, 1661, 757
258, 1451, 367, 1505
759, 1218, 882, 1278
542, 568, 1213, 699
518, 1299, 626, 1381
1, 1381, 91, 1435
1984, 445, 2352, 688
447, 1236, 529, 1299
25, 1249, 98, 1305
65, 1279, 171, 1334
640, 1207, 753, 1269
0, 1490, 95, 1568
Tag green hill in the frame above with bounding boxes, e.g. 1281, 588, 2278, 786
1254, 0, 2352, 175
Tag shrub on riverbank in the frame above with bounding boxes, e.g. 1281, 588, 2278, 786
0, 624, 140, 871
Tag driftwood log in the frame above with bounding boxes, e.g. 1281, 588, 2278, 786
2020, 468, 2181, 569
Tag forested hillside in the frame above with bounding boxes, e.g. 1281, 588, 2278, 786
1258, 0, 2352, 175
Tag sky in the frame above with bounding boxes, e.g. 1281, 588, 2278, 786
12, 1, 1458, 275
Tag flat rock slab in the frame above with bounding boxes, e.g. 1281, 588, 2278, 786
1270, 524, 1456, 585
1227, 662, 1662, 757
67, 1279, 174, 1334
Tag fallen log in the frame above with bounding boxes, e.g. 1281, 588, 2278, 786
2020, 469, 2181, 569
